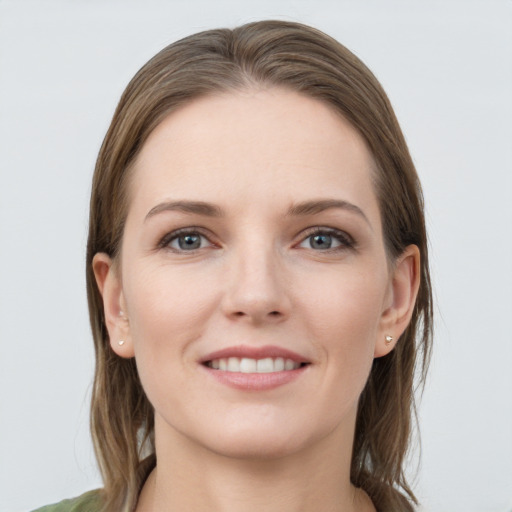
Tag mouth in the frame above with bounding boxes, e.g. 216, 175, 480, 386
204, 357, 308, 373
199, 345, 311, 390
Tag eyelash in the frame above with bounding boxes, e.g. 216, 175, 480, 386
158, 226, 356, 253
297, 227, 356, 252
158, 227, 213, 252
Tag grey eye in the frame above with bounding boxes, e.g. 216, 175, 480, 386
310, 234, 333, 249
299, 232, 342, 250
170, 233, 207, 251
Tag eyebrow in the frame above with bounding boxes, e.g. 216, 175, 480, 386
145, 200, 224, 221
145, 198, 370, 226
286, 199, 371, 226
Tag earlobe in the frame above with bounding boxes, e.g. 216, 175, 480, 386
375, 245, 421, 358
92, 253, 135, 358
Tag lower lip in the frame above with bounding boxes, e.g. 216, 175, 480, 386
201, 365, 308, 391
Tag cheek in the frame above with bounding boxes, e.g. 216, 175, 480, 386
296, 267, 386, 393
123, 262, 219, 364
121, 262, 225, 421
299, 265, 386, 340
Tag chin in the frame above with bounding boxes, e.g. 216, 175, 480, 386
201, 430, 311, 461
178, 411, 339, 462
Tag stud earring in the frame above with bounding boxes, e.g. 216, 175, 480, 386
118, 340, 125, 346
385, 335, 394, 345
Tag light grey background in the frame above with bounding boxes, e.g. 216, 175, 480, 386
1, 1, 511, 511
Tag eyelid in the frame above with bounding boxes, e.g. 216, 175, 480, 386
158, 227, 216, 252
296, 226, 356, 251
156, 225, 356, 253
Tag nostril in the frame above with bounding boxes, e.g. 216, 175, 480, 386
269, 311, 281, 316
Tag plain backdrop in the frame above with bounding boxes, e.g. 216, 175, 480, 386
1, 1, 511, 511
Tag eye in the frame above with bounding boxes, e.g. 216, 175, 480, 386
298, 228, 354, 251
161, 229, 213, 252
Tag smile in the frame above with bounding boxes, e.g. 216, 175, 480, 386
199, 345, 311, 390
205, 357, 303, 373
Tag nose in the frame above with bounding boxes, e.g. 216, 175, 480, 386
221, 242, 291, 325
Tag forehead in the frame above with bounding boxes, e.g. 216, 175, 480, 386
129, 88, 379, 221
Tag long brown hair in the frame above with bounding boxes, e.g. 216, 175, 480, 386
86, 20, 432, 512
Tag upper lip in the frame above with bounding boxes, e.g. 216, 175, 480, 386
199, 345, 310, 364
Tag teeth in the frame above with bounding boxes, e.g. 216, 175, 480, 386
207, 357, 302, 373
274, 357, 285, 371
257, 357, 274, 373
285, 359, 296, 371
240, 358, 257, 372
227, 357, 239, 372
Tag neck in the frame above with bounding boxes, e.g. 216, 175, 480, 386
136, 416, 375, 512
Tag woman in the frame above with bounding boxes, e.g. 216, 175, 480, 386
35, 19, 432, 512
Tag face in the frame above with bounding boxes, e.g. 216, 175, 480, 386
97, 88, 410, 460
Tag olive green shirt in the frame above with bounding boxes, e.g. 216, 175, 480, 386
31, 490, 102, 512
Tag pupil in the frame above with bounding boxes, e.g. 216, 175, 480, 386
179, 234, 200, 250
311, 234, 331, 249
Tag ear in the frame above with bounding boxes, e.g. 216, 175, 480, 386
375, 244, 421, 358
92, 253, 134, 358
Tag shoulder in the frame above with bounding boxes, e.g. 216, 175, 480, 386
30, 489, 103, 512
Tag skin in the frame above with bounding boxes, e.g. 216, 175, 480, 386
94, 88, 420, 512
